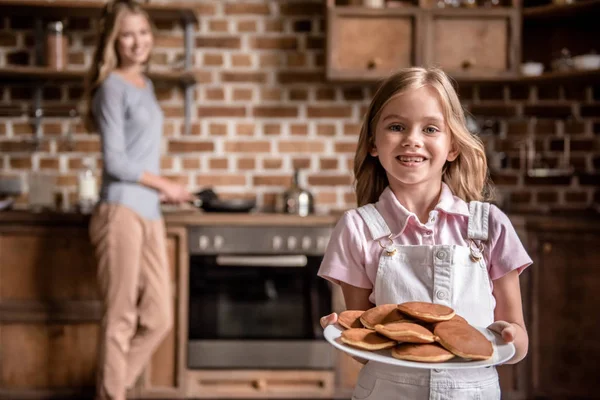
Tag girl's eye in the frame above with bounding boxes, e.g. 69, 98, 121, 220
424, 126, 439, 134
388, 124, 404, 132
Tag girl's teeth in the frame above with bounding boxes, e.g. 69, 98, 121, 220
399, 157, 424, 162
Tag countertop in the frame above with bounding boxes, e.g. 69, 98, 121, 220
0, 208, 598, 231
0, 208, 340, 227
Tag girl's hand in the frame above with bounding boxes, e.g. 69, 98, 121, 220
320, 312, 368, 365
487, 320, 518, 343
320, 313, 338, 328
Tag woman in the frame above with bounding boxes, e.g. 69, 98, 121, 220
84, 1, 192, 399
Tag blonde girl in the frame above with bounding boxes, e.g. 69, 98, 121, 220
319, 67, 532, 399
85, 1, 192, 399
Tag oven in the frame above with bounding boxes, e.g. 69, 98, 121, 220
187, 225, 335, 370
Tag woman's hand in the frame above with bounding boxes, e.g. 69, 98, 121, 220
160, 180, 193, 204
487, 320, 518, 343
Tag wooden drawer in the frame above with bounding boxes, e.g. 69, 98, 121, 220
0, 323, 98, 390
424, 9, 520, 77
0, 228, 98, 301
186, 370, 334, 399
327, 5, 422, 81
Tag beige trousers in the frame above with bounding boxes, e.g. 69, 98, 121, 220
89, 203, 173, 400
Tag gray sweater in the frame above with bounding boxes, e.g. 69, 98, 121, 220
92, 73, 164, 220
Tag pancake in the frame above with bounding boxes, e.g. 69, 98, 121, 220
340, 328, 396, 351
434, 321, 493, 360
397, 302, 455, 323
338, 310, 364, 330
428, 314, 468, 330
360, 304, 405, 329
374, 321, 436, 343
391, 343, 455, 363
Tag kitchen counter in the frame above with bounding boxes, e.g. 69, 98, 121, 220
1, 208, 600, 399
0, 208, 339, 226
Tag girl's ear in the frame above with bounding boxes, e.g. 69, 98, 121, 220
370, 145, 378, 157
447, 143, 458, 162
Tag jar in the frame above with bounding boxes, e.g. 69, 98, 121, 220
46, 21, 68, 70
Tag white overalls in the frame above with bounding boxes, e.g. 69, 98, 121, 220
351, 201, 501, 400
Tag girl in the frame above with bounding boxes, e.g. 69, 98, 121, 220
318, 67, 532, 399
84, 1, 192, 399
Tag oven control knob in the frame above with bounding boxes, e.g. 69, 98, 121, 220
287, 236, 297, 250
317, 236, 329, 251
214, 235, 224, 249
272, 235, 282, 250
302, 236, 312, 250
198, 235, 210, 250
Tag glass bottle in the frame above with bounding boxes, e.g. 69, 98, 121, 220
78, 157, 98, 214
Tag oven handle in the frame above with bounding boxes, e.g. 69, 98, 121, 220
215, 255, 308, 267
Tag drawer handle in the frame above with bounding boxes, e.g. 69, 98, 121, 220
252, 379, 267, 391
367, 57, 381, 70
543, 242, 552, 254
461, 58, 476, 70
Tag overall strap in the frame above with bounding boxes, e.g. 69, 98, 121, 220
356, 204, 392, 241
467, 201, 490, 241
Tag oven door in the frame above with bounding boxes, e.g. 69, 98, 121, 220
188, 254, 334, 369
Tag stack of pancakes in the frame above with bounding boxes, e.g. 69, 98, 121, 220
338, 302, 493, 363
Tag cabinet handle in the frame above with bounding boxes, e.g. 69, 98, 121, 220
542, 242, 552, 254
252, 379, 267, 391
461, 58, 476, 70
367, 58, 381, 70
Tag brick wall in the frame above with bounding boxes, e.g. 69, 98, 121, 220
0, 0, 598, 214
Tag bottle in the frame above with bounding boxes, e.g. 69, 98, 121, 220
78, 157, 98, 214
46, 21, 68, 70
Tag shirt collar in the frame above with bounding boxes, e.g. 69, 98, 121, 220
374, 183, 469, 237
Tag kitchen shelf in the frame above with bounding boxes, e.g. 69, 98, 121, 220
0, 0, 198, 138
0, 0, 198, 23
450, 67, 600, 83
522, 0, 600, 19
0, 66, 197, 86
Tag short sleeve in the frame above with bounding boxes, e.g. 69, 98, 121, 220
487, 205, 533, 280
318, 211, 372, 289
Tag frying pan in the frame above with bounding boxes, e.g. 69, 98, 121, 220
193, 188, 256, 213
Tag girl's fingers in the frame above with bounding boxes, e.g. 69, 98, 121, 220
320, 313, 338, 328
487, 321, 517, 343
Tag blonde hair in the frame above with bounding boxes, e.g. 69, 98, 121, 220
84, 0, 152, 132
354, 67, 494, 206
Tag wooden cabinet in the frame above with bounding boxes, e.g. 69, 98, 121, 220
425, 9, 520, 78
0, 221, 188, 400
326, 1, 521, 81
0, 226, 99, 399
326, 4, 423, 81
526, 222, 600, 399
131, 226, 189, 399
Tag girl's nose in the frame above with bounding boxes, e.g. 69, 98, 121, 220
401, 128, 423, 148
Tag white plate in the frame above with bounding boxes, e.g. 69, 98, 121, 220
323, 323, 515, 370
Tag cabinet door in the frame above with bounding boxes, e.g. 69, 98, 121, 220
530, 230, 599, 398
0, 323, 98, 392
134, 227, 188, 398
0, 227, 100, 397
327, 8, 422, 81
0, 228, 98, 301
425, 10, 520, 77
